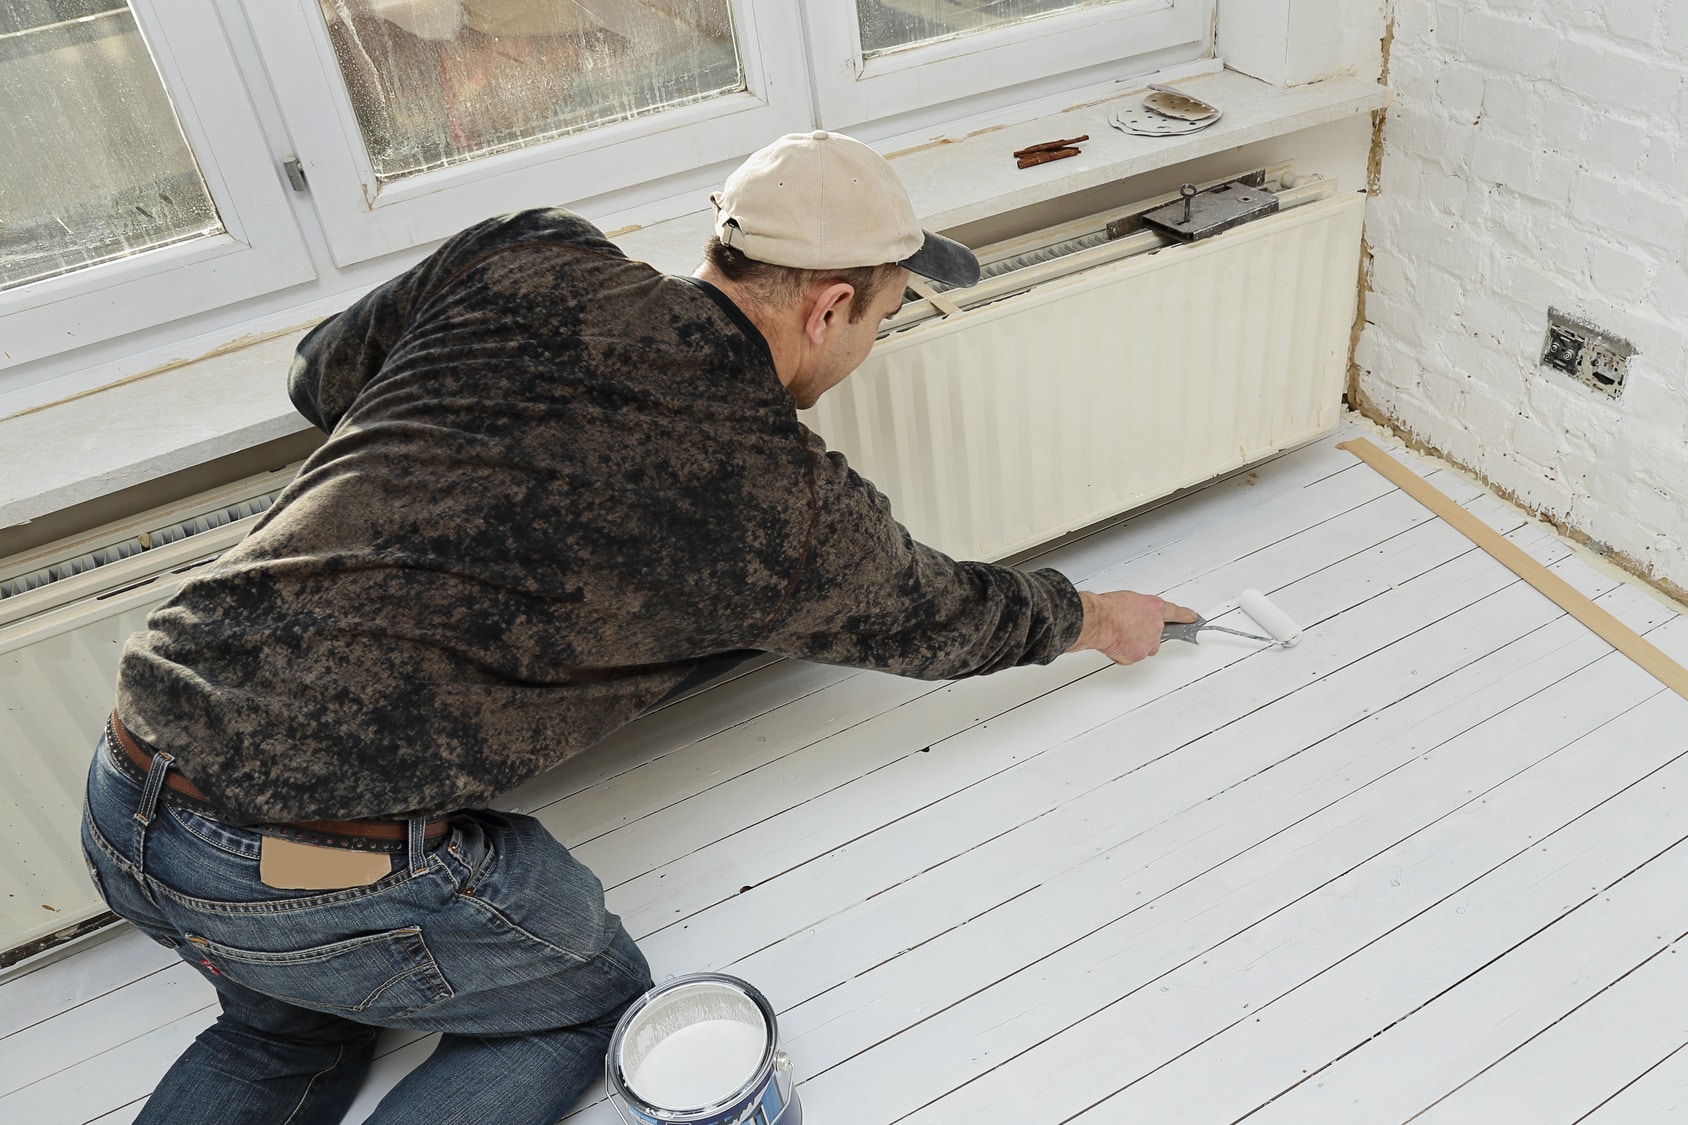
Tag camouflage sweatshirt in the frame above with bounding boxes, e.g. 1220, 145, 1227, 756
116, 210, 1084, 823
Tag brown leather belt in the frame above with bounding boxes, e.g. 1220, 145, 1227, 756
109, 711, 449, 845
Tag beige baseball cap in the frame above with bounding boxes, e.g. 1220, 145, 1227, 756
710, 131, 981, 288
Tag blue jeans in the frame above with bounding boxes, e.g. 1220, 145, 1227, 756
81, 732, 653, 1124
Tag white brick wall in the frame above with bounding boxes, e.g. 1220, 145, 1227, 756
1356, 0, 1688, 593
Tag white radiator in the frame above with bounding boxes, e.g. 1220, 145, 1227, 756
802, 185, 1367, 562
0, 174, 1365, 959
0, 478, 286, 959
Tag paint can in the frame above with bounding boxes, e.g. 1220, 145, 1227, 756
606, 973, 801, 1125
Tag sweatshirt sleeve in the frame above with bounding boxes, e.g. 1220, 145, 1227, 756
288, 270, 420, 433
752, 436, 1086, 680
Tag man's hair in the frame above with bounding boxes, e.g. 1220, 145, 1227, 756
702, 237, 905, 323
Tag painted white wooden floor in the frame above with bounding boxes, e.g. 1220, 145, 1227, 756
6, 419, 1688, 1125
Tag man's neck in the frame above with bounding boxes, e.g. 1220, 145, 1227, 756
693, 265, 802, 390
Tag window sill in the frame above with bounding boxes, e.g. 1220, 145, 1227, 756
617, 70, 1390, 273
0, 69, 1388, 538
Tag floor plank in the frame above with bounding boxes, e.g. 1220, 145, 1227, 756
1410, 896, 1688, 1124
0, 928, 174, 1040
605, 503, 1514, 949
634, 533, 1570, 979
0, 960, 207, 1098
1577, 1038, 1688, 1124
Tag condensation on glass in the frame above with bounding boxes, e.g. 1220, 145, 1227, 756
857, 0, 1125, 59
322, 0, 745, 184
0, 1, 222, 293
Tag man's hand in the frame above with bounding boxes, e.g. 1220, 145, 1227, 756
1067, 590, 1199, 666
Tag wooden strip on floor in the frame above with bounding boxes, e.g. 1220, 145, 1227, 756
1342, 436, 1688, 704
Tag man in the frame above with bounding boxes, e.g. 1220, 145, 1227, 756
82, 130, 1193, 1123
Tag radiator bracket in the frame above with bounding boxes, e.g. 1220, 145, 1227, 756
1139, 177, 1280, 242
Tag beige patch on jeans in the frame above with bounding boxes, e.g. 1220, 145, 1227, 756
259, 836, 391, 890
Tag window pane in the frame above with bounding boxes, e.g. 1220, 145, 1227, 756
857, 0, 1127, 59
0, 1, 223, 292
322, 0, 745, 184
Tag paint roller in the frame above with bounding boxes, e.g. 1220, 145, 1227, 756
1238, 589, 1303, 646
1160, 588, 1303, 648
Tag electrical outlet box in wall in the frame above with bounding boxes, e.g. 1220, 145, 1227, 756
1540, 309, 1635, 398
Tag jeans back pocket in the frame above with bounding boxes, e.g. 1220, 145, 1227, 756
185, 926, 453, 1017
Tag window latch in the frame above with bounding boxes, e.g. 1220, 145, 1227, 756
283, 158, 308, 193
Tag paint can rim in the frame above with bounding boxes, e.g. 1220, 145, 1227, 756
606, 972, 781, 1121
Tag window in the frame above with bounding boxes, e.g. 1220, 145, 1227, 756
0, 0, 1213, 391
321, 0, 746, 184
1, 1, 221, 291
0, 0, 312, 371
248, 0, 810, 266
857, 0, 1123, 58
806, 0, 1212, 129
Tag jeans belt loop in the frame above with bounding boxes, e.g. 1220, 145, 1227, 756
132, 746, 175, 872
135, 749, 174, 827
407, 815, 427, 877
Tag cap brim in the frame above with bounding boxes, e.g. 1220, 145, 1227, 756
899, 229, 981, 288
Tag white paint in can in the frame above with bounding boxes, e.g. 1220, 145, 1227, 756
629, 1018, 767, 1109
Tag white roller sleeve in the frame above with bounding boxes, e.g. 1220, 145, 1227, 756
1238, 589, 1302, 647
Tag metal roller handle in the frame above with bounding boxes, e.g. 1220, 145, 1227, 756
1161, 614, 1282, 647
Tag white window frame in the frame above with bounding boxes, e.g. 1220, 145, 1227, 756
0, 0, 314, 372
243, 0, 812, 269
804, 0, 1214, 130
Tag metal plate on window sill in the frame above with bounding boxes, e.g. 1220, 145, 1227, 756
1109, 101, 1223, 137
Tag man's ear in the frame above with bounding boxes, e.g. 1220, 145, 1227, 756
804, 282, 856, 345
